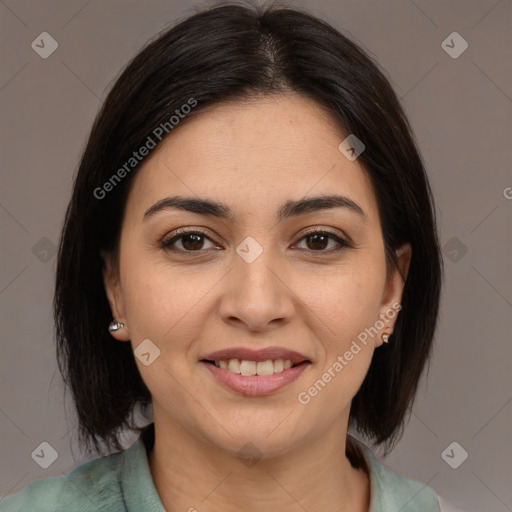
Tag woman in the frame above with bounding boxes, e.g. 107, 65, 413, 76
1, 2, 450, 511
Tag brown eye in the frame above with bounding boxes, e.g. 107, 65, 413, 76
294, 230, 351, 252
160, 228, 352, 255
161, 229, 219, 252
305, 232, 329, 251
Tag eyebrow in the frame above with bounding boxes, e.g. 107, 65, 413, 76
143, 194, 367, 223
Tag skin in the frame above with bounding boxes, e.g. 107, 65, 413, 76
103, 93, 411, 512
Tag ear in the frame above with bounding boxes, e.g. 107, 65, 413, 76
376, 242, 412, 346
101, 250, 130, 341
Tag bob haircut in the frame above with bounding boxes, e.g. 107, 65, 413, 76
54, 1, 444, 460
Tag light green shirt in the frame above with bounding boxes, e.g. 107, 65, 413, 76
0, 424, 442, 511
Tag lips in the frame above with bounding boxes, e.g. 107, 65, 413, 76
201, 346, 310, 365
199, 346, 311, 396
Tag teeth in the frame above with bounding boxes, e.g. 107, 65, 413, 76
256, 360, 274, 376
214, 359, 297, 375
228, 359, 240, 373
273, 359, 284, 372
240, 360, 256, 376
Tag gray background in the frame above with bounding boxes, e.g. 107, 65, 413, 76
0, 0, 511, 510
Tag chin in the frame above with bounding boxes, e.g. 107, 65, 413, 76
202, 419, 305, 460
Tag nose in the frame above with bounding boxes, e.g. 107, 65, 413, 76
218, 247, 295, 333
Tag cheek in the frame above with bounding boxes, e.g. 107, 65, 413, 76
297, 268, 383, 414
118, 258, 209, 405
119, 252, 216, 352
313, 259, 386, 344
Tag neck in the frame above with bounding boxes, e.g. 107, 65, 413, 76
146, 415, 371, 512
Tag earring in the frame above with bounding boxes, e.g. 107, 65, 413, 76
382, 332, 391, 343
108, 320, 124, 333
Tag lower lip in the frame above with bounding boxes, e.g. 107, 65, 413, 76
201, 361, 310, 396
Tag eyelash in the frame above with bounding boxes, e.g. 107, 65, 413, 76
160, 227, 353, 254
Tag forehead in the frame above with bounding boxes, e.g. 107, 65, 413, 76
125, 93, 379, 227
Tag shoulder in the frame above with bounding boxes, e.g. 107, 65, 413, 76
0, 448, 126, 512
1, 425, 166, 512
354, 439, 441, 512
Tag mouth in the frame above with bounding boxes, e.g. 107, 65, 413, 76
200, 358, 308, 376
199, 346, 311, 396
200, 346, 311, 375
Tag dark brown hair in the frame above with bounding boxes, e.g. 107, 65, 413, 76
54, 0, 444, 462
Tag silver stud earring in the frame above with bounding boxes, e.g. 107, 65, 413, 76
108, 320, 124, 333
382, 332, 391, 343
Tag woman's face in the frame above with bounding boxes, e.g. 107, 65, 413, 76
104, 93, 411, 458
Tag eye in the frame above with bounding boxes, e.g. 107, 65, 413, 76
293, 229, 352, 253
160, 227, 353, 254
160, 228, 220, 252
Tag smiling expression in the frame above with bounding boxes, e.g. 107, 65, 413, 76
103, 92, 410, 457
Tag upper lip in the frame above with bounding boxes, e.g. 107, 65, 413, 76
201, 346, 310, 364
